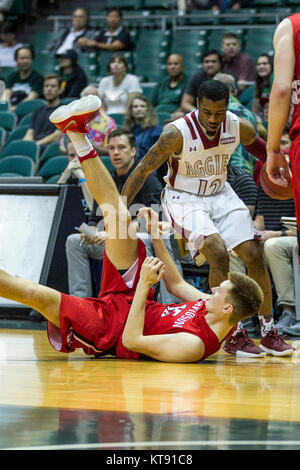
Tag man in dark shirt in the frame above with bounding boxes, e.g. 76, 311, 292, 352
3, 46, 43, 111
23, 74, 62, 151
77, 8, 132, 52
221, 33, 256, 92
180, 49, 222, 113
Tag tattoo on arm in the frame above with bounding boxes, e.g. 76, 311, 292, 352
121, 125, 182, 206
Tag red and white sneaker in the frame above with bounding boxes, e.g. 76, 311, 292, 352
223, 329, 266, 357
49, 95, 102, 133
260, 329, 294, 356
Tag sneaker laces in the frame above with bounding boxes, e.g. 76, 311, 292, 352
236, 329, 255, 347
266, 328, 286, 343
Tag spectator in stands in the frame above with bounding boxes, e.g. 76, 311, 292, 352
3, 45, 43, 111
57, 138, 93, 212
0, 21, 23, 67
98, 54, 142, 115
180, 49, 222, 113
251, 54, 274, 116
221, 32, 256, 92
65, 128, 182, 305
23, 74, 62, 152
240, 54, 273, 113
47, 7, 95, 55
151, 53, 188, 119
213, 72, 258, 176
254, 181, 297, 334
210, 1, 249, 10
59, 85, 117, 156
57, 49, 87, 99
188, 0, 248, 10
78, 8, 132, 52
123, 95, 162, 161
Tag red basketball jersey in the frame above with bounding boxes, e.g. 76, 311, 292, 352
289, 14, 300, 139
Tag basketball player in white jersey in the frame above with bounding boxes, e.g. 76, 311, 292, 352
122, 80, 292, 357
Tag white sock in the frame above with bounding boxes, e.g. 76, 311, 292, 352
66, 131, 93, 158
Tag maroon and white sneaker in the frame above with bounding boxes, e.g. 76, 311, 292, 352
223, 329, 266, 357
49, 95, 102, 133
260, 329, 294, 356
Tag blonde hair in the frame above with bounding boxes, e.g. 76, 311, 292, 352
227, 272, 264, 324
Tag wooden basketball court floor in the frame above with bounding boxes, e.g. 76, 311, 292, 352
1, 327, 300, 452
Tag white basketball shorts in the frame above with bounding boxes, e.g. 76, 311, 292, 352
161, 182, 256, 258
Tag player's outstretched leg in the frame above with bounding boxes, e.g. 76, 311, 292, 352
50, 96, 138, 270
0, 268, 61, 326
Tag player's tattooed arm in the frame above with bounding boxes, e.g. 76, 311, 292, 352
121, 124, 183, 207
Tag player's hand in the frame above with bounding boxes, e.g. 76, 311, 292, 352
266, 150, 292, 187
137, 207, 171, 239
91, 231, 106, 246
139, 257, 165, 286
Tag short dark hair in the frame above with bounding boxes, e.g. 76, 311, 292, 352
1, 21, 17, 35
222, 32, 240, 43
107, 128, 136, 148
43, 74, 62, 87
107, 53, 129, 73
107, 7, 122, 18
14, 45, 34, 61
202, 49, 222, 63
197, 80, 229, 105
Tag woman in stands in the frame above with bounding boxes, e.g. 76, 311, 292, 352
123, 95, 165, 185
251, 53, 273, 116
98, 54, 142, 115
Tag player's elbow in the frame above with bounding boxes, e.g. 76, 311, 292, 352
272, 82, 291, 99
121, 333, 140, 352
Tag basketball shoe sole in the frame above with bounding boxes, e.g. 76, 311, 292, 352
49, 95, 102, 133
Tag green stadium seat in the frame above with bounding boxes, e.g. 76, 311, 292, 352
186, 9, 221, 26
34, 32, 56, 54
106, 0, 143, 9
135, 62, 167, 83
252, 0, 283, 5
18, 113, 32, 127
256, 7, 292, 24
15, 99, 46, 119
1, 67, 15, 81
0, 155, 34, 177
46, 174, 60, 183
143, 0, 174, 9
39, 142, 61, 164
0, 128, 7, 150
157, 112, 171, 125
100, 156, 114, 172
38, 156, 68, 179
0, 139, 40, 163
0, 111, 17, 132
220, 8, 257, 25
0, 102, 9, 111
109, 113, 125, 127
7, 125, 29, 143
244, 29, 275, 61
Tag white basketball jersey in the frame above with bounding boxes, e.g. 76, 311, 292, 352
164, 109, 240, 196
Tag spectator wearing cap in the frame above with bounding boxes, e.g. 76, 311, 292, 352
57, 50, 87, 99
0, 21, 23, 67
3, 45, 43, 111
77, 8, 132, 52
